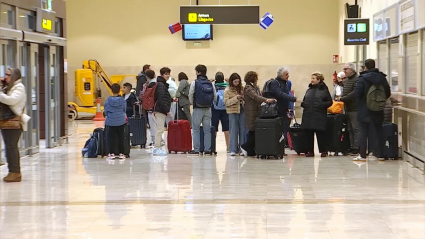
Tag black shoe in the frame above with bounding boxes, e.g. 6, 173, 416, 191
204, 151, 213, 156
188, 150, 200, 155
350, 150, 359, 156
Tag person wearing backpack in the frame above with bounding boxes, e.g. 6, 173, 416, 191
136, 64, 150, 100
188, 64, 217, 155
211, 72, 230, 152
354, 59, 391, 161
143, 70, 158, 148
146, 75, 172, 156
224, 73, 245, 156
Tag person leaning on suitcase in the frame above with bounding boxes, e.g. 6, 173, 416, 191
300, 72, 333, 157
240, 71, 276, 157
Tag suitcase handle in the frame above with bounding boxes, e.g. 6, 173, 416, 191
133, 102, 143, 118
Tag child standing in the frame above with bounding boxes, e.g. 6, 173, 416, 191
104, 83, 127, 159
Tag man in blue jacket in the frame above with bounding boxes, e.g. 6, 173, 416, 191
354, 59, 391, 161
269, 67, 300, 147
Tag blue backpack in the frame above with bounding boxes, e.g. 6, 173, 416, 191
194, 79, 214, 108
213, 87, 226, 110
82, 134, 98, 158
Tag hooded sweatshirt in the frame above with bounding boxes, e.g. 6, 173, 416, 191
355, 68, 391, 123
104, 95, 126, 126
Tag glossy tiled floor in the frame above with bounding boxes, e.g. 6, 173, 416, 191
1, 121, 425, 239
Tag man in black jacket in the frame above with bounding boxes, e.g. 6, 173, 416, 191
339, 62, 360, 155
136, 64, 151, 98
269, 67, 300, 147
354, 59, 391, 161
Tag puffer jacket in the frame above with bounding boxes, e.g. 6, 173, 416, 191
340, 73, 358, 112
224, 86, 244, 114
300, 81, 333, 131
244, 83, 267, 131
149, 77, 171, 115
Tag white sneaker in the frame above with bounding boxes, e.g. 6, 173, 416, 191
240, 147, 248, 157
146, 143, 154, 149
353, 156, 366, 161
107, 154, 115, 159
153, 148, 167, 156
230, 152, 236, 156
119, 154, 126, 159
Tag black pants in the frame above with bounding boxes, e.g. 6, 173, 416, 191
283, 117, 290, 145
241, 130, 256, 156
359, 121, 383, 158
305, 129, 327, 153
1, 129, 23, 173
107, 124, 125, 155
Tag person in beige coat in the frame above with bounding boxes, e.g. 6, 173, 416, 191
224, 73, 245, 156
0, 68, 30, 182
240, 71, 276, 156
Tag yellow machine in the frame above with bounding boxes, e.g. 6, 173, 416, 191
68, 60, 137, 120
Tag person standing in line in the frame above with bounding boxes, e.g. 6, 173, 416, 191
240, 71, 276, 157
188, 64, 217, 156
211, 72, 230, 152
0, 68, 29, 182
136, 64, 150, 99
338, 62, 360, 155
104, 84, 127, 160
160, 67, 178, 125
354, 59, 391, 161
300, 72, 333, 157
122, 82, 138, 117
332, 72, 345, 101
149, 75, 171, 156
224, 73, 245, 156
176, 72, 192, 124
145, 70, 157, 148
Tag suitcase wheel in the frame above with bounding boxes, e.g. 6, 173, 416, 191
141, 145, 146, 148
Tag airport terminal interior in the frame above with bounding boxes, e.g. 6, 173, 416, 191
1, 0, 425, 238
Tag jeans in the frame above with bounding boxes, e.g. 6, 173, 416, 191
192, 108, 212, 152
148, 112, 156, 144
229, 108, 246, 153
359, 121, 383, 158
155, 112, 166, 148
347, 111, 360, 150
106, 124, 125, 155
1, 129, 23, 173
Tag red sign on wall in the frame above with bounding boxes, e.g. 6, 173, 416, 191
333, 55, 339, 64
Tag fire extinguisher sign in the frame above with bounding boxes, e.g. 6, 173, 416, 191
333, 55, 339, 64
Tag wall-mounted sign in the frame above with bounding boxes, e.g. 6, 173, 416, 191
180, 5, 259, 25
344, 18, 370, 45
36, 8, 56, 33
399, 0, 415, 33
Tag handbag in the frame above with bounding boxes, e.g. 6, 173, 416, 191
0, 115, 21, 129
259, 102, 278, 119
328, 100, 344, 114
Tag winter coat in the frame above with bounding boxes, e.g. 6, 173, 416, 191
268, 77, 297, 115
300, 81, 333, 131
224, 86, 244, 114
149, 78, 172, 115
136, 72, 147, 98
355, 68, 391, 124
104, 96, 126, 126
176, 79, 190, 106
244, 83, 267, 131
123, 93, 138, 117
0, 79, 29, 131
340, 73, 358, 112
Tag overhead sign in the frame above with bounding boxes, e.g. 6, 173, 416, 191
399, 0, 415, 33
180, 5, 260, 25
36, 8, 56, 34
344, 18, 370, 45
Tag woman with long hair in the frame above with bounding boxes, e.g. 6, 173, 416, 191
175, 72, 192, 124
224, 73, 245, 156
0, 68, 29, 182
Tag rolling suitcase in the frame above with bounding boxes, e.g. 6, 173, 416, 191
255, 117, 285, 159
104, 124, 131, 158
287, 117, 309, 155
382, 123, 399, 159
167, 111, 192, 153
325, 114, 350, 154
200, 126, 217, 155
128, 104, 147, 148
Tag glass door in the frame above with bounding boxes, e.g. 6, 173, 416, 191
44, 46, 60, 148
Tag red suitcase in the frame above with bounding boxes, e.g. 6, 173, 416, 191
167, 119, 192, 153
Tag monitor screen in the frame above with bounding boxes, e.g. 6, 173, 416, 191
182, 24, 213, 41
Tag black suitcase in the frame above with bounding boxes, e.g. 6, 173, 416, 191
325, 114, 350, 154
128, 104, 147, 147
200, 126, 217, 155
93, 128, 105, 157
287, 119, 309, 155
255, 117, 285, 159
104, 124, 131, 157
382, 123, 399, 159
